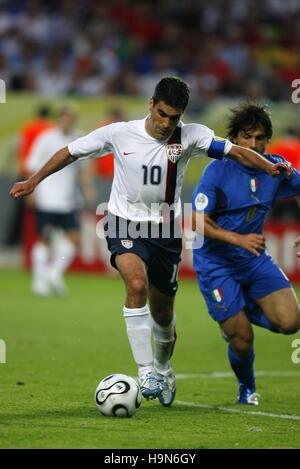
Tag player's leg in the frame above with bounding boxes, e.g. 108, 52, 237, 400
196, 269, 259, 405
148, 284, 177, 406
47, 212, 79, 295
244, 302, 280, 332
49, 229, 78, 295
145, 233, 181, 407
31, 210, 51, 296
115, 252, 163, 399
256, 287, 300, 334
31, 236, 51, 296
245, 255, 300, 334
219, 311, 258, 405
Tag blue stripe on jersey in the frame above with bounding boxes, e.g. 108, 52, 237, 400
207, 138, 226, 160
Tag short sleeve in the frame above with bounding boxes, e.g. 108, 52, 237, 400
68, 123, 118, 160
186, 124, 231, 160
207, 137, 232, 160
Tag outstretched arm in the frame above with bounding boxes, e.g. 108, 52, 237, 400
228, 144, 291, 177
192, 211, 265, 256
10, 146, 77, 199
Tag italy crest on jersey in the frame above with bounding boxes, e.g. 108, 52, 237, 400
166, 144, 183, 164
212, 288, 223, 303
249, 177, 258, 192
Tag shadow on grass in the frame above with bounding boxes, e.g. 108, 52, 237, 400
0, 401, 220, 430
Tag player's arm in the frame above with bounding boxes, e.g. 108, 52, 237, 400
192, 211, 265, 256
10, 146, 76, 199
227, 144, 291, 177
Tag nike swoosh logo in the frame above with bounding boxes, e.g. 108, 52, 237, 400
123, 152, 135, 155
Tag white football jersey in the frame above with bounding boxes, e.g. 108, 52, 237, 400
27, 127, 82, 213
68, 117, 232, 222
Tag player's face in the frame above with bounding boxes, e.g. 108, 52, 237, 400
58, 112, 76, 133
233, 125, 268, 155
147, 99, 183, 140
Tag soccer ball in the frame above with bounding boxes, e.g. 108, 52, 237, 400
95, 374, 142, 417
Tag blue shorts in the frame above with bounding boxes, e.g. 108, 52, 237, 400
196, 253, 291, 322
105, 214, 182, 297
36, 210, 80, 238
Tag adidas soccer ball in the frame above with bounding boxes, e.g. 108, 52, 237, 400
95, 374, 142, 417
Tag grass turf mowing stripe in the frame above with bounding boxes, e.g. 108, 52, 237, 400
175, 400, 300, 421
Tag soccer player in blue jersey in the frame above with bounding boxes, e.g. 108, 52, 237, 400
192, 102, 300, 406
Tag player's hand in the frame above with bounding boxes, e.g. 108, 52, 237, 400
10, 179, 36, 199
269, 162, 293, 178
293, 236, 300, 257
234, 233, 266, 256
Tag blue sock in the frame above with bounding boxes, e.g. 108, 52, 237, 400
245, 304, 279, 333
228, 344, 255, 389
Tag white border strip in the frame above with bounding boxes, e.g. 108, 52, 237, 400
175, 400, 300, 421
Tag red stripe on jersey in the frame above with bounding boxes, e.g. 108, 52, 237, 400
165, 127, 181, 205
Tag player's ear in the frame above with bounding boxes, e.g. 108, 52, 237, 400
148, 97, 155, 110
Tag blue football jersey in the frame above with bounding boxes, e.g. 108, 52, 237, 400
192, 154, 300, 267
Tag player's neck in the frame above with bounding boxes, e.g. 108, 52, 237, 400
144, 116, 155, 139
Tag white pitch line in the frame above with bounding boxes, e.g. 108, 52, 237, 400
176, 371, 300, 379
175, 400, 300, 421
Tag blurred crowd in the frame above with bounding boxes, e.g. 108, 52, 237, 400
0, 0, 300, 106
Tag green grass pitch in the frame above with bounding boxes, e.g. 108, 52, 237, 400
1, 269, 300, 448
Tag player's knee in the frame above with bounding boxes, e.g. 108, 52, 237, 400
152, 308, 173, 327
276, 306, 300, 334
279, 318, 300, 335
230, 333, 253, 356
127, 278, 148, 300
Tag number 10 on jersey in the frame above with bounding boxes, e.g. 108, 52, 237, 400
142, 165, 162, 185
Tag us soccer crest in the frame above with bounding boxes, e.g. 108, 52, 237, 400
166, 144, 183, 164
121, 239, 133, 249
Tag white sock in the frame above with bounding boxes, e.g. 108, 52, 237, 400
153, 313, 176, 372
49, 236, 76, 279
123, 305, 153, 376
31, 242, 50, 288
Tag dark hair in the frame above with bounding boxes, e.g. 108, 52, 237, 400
226, 101, 273, 141
153, 76, 190, 111
37, 104, 51, 118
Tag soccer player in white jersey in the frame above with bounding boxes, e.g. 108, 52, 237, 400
10, 77, 290, 406
26, 105, 93, 296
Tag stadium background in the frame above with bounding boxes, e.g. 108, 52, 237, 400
1, 0, 300, 450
